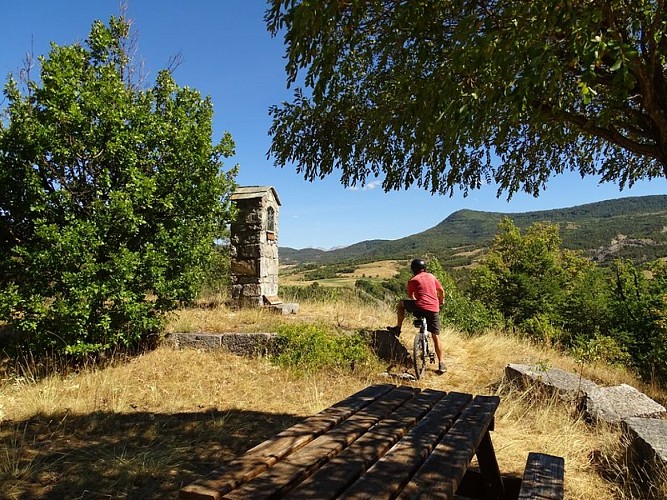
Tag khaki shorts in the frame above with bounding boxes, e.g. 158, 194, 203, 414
403, 300, 441, 335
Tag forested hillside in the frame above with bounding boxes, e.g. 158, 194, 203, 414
281, 195, 667, 267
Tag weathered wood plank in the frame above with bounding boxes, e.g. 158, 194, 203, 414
456, 468, 523, 500
475, 430, 505, 498
397, 395, 500, 500
290, 389, 447, 499
518, 452, 564, 500
221, 385, 419, 499
339, 392, 474, 500
179, 383, 396, 500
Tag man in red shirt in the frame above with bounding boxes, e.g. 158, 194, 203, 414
388, 259, 446, 373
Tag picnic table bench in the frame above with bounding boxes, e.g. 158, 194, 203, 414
180, 383, 564, 499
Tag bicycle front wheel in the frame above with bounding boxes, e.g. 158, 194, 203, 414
413, 332, 427, 380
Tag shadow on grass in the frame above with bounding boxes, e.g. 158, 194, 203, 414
1, 408, 303, 499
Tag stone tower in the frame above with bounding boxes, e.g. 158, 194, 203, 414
230, 186, 281, 307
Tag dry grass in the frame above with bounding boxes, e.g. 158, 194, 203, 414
166, 296, 395, 334
1, 297, 665, 499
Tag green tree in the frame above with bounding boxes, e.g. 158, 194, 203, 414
560, 257, 614, 345
473, 220, 562, 321
427, 258, 499, 334
266, 1, 667, 196
0, 17, 237, 356
472, 219, 591, 341
608, 259, 667, 383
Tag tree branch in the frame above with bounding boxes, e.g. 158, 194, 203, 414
540, 103, 662, 161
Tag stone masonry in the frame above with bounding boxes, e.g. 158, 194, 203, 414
230, 186, 281, 307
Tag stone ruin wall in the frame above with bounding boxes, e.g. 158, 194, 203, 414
230, 193, 279, 306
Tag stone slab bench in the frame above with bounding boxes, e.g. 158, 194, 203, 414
166, 332, 277, 356
267, 303, 300, 315
584, 384, 666, 424
504, 363, 598, 403
505, 363, 667, 479
623, 417, 667, 470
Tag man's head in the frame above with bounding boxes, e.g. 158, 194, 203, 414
410, 258, 426, 274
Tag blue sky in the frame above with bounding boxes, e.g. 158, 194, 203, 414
3, 1, 666, 250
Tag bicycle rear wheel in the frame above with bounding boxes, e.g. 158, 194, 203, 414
413, 332, 427, 380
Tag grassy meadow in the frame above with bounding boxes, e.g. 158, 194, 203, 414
1, 292, 666, 499
280, 260, 402, 287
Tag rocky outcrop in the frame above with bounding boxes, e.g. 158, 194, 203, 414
593, 234, 656, 262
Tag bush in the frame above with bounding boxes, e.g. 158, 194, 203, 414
519, 314, 563, 345
280, 283, 348, 302
355, 279, 385, 299
608, 259, 667, 384
571, 333, 630, 367
271, 324, 373, 373
0, 18, 237, 356
200, 245, 232, 297
441, 293, 501, 335
426, 258, 500, 335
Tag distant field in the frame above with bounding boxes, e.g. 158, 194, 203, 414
451, 248, 484, 258
280, 260, 402, 287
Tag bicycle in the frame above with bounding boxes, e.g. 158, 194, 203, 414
412, 313, 436, 380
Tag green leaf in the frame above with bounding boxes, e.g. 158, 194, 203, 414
267, 0, 666, 197
0, 16, 237, 356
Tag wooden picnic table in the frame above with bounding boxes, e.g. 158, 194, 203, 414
180, 383, 563, 500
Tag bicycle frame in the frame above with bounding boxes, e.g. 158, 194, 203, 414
412, 315, 434, 379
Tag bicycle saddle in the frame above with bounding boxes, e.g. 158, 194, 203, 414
412, 312, 427, 327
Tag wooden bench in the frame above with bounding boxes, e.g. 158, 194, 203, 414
518, 452, 565, 499
179, 383, 563, 500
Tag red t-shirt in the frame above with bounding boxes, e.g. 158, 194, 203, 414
407, 271, 444, 313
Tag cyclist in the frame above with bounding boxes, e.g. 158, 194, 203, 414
388, 258, 447, 374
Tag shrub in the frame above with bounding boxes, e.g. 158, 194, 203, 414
271, 324, 373, 373
426, 258, 500, 334
354, 279, 385, 299
200, 244, 232, 297
280, 284, 348, 302
441, 293, 501, 335
608, 259, 667, 384
571, 333, 630, 367
519, 314, 563, 345
0, 18, 237, 356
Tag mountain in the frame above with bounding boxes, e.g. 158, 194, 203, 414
280, 240, 390, 264
280, 195, 667, 266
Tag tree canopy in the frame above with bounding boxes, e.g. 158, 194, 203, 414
469, 218, 667, 383
266, 0, 667, 197
0, 17, 237, 355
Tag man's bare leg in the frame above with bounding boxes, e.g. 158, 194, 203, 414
396, 300, 405, 329
389, 300, 405, 334
432, 333, 446, 373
